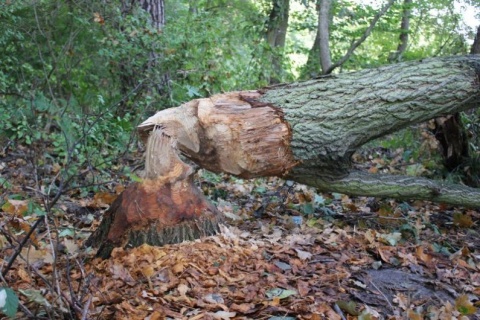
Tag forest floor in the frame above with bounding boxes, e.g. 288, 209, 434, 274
0, 137, 479, 320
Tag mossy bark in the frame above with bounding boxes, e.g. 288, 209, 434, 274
259, 55, 480, 178
260, 55, 480, 206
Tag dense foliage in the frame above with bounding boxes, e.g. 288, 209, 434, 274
0, 0, 275, 193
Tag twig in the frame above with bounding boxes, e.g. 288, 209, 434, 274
81, 296, 92, 320
370, 279, 394, 310
1, 217, 43, 277
333, 303, 347, 320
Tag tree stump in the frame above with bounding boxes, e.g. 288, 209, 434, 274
86, 129, 221, 259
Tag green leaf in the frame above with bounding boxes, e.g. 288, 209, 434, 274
265, 288, 297, 300
254, 186, 267, 193
0, 287, 19, 318
19, 289, 51, 308
358, 311, 374, 320
129, 174, 143, 183
33, 207, 46, 217
336, 300, 359, 316
314, 194, 325, 205
185, 85, 201, 98
332, 193, 343, 200
406, 164, 425, 176
302, 202, 314, 215
59, 228, 75, 238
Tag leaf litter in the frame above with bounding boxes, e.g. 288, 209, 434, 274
0, 146, 479, 319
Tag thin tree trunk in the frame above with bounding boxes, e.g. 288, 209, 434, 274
470, 25, 480, 55
303, 0, 397, 77
318, 0, 332, 73
265, 0, 290, 83
301, 5, 321, 79
138, 0, 170, 96
138, 0, 165, 29
266, 0, 290, 48
117, 0, 169, 114
389, 0, 412, 62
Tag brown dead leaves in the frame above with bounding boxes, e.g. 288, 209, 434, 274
84, 224, 371, 319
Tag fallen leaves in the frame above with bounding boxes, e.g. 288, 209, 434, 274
1, 150, 480, 319
455, 294, 477, 315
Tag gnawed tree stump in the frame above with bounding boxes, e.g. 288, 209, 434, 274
86, 130, 221, 258
89, 55, 480, 257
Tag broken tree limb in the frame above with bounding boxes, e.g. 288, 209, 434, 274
89, 55, 480, 257
139, 55, 480, 207
295, 171, 480, 208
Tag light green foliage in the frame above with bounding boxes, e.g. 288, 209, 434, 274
163, 1, 277, 100
295, 0, 473, 76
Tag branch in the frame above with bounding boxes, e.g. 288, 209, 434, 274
295, 170, 480, 208
326, 0, 397, 74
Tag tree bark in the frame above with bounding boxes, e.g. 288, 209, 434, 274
266, 0, 290, 49
138, 0, 165, 30
138, 0, 170, 95
89, 55, 480, 256
116, 0, 170, 114
471, 25, 480, 55
318, 0, 332, 74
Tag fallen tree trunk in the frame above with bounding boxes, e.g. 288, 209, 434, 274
89, 55, 480, 257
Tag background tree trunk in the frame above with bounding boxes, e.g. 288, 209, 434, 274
470, 25, 480, 55
138, 0, 165, 29
303, 0, 396, 77
318, 0, 332, 74
431, 25, 480, 186
265, 0, 290, 83
118, 0, 170, 105
388, 0, 412, 62
138, 0, 171, 96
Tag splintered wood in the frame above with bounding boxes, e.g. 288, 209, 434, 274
138, 91, 299, 179
144, 129, 193, 183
